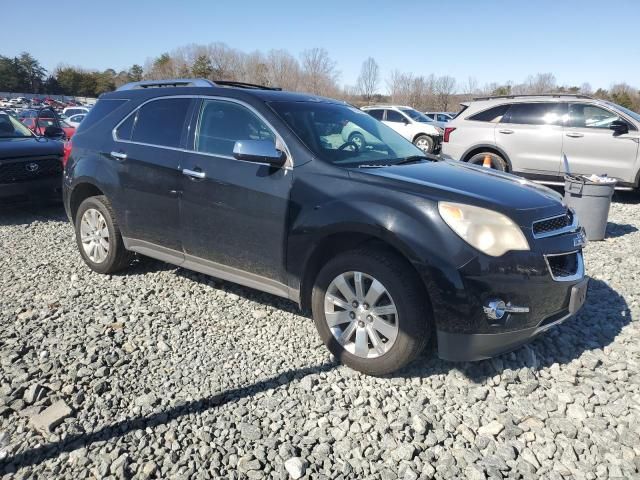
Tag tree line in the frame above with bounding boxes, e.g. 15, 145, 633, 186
1, 46, 639, 112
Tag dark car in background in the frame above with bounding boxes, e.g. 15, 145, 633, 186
63, 79, 588, 375
0, 112, 65, 204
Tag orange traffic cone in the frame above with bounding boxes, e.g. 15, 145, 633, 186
482, 155, 492, 168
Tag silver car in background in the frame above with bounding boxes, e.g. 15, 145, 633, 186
441, 94, 640, 189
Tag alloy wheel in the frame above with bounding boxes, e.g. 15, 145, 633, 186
80, 208, 110, 263
324, 271, 399, 359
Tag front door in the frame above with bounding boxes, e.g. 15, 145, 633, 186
382, 109, 412, 141
496, 102, 566, 178
180, 98, 293, 290
562, 103, 639, 183
111, 97, 193, 253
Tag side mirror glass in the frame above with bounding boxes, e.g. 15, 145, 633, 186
233, 140, 286, 167
43, 126, 65, 139
610, 119, 629, 135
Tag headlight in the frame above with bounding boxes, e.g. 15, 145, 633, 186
438, 202, 529, 257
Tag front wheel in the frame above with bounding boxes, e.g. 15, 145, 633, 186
311, 248, 431, 375
413, 135, 435, 153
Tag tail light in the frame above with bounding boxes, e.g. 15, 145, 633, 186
443, 127, 456, 143
62, 140, 72, 167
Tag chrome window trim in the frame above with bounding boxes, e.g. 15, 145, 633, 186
544, 250, 584, 282
111, 94, 293, 169
531, 209, 578, 239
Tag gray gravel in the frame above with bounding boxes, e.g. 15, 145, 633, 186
1, 195, 639, 480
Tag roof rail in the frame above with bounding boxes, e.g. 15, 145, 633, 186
117, 78, 216, 91
213, 80, 281, 91
117, 78, 281, 92
473, 93, 594, 101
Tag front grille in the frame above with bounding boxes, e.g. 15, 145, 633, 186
532, 210, 574, 237
545, 251, 582, 281
0, 157, 62, 183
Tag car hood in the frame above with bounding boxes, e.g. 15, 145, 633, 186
0, 137, 63, 160
354, 160, 565, 219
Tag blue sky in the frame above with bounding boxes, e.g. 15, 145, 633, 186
4, 0, 640, 91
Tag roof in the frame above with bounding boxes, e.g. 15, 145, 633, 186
103, 78, 343, 105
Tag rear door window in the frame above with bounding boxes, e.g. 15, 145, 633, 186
131, 98, 191, 148
366, 109, 384, 120
504, 102, 567, 125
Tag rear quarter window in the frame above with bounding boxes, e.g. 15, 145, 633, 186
468, 104, 509, 122
76, 99, 127, 133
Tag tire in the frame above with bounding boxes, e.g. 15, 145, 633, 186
311, 247, 431, 375
349, 132, 366, 150
74, 195, 132, 274
467, 151, 508, 171
413, 135, 434, 153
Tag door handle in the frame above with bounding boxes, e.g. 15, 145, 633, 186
566, 132, 584, 138
182, 168, 206, 179
498, 129, 514, 134
110, 151, 127, 161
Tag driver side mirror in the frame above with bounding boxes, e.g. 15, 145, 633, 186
610, 120, 629, 135
233, 140, 286, 167
43, 126, 65, 139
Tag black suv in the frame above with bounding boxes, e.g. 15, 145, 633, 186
63, 79, 588, 375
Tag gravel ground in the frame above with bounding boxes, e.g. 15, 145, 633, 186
0, 195, 639, 480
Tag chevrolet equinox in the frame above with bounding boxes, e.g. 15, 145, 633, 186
63, 79, 588, 375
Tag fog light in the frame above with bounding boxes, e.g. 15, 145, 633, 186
483, 299, 530, 321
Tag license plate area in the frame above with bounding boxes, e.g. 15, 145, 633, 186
568, 278, 589, 314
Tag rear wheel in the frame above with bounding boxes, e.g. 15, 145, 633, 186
74, 195, 132, 274
311, 247, 431, 375
467, 151, 508, 171
413, 135, 435, 153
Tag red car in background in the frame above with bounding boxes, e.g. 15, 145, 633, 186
22, 117, 76, 139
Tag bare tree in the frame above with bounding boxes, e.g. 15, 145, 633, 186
265, 49, 301, 91
356, 57, 380, 104
525, 73, 556, 94
244, 51, 270, 86
434, 75, 456, 111
300, 48, 339, 96
207, 42, 245, 80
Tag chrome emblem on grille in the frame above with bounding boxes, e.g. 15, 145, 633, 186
25, 163, 39, 172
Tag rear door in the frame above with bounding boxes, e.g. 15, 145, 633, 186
111, 97, 193, 255
562, 103, 639, 183
497, 102, 566, 178
180, 98, 293, 287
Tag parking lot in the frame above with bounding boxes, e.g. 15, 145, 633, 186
0, 194, 637, 480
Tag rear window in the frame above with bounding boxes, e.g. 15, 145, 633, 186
76, 99, 127, 133
468, 104, 509, 122
131, 98, 191, 148
504, 102, 567, 126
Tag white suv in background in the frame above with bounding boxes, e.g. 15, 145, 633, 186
361, 105, 443, 153
441, 94, 640, 189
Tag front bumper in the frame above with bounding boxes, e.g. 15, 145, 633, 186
437, 277, 588, 361
0, 176, 62, 204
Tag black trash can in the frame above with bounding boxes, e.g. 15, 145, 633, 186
564, 175, 617, 241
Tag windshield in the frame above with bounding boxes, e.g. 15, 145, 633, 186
0, 113, 33, 138
399, 108, 433, 123
606, 101, 640, 123
268, 101, 425, 167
